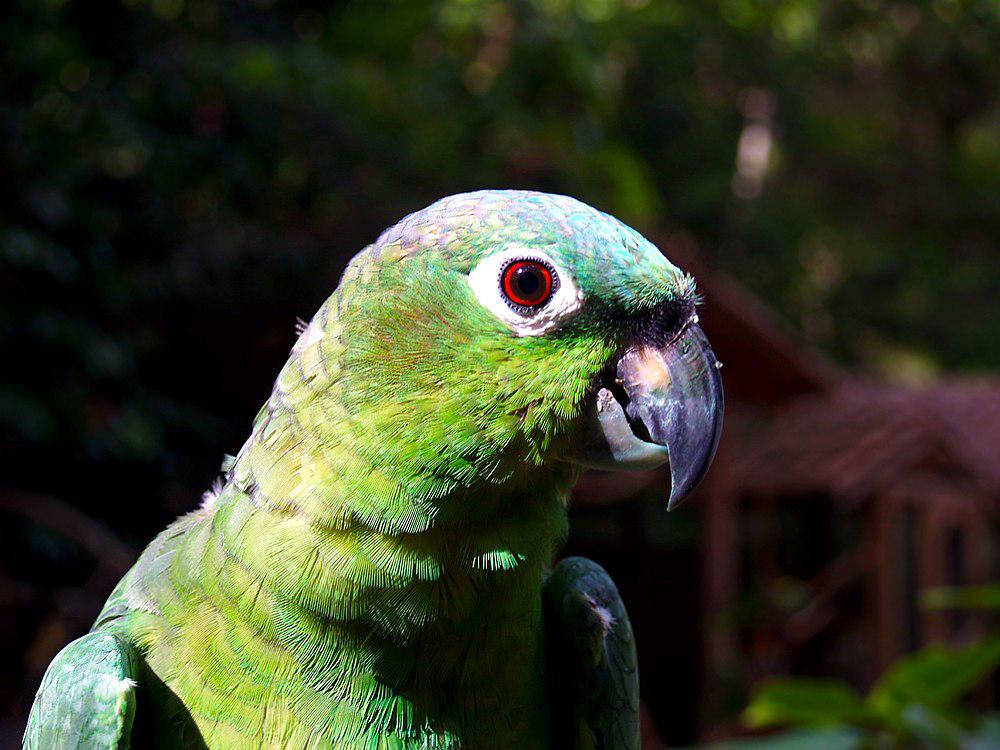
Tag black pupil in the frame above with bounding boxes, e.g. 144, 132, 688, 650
513, 265, 542, 298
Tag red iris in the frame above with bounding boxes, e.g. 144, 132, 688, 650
501, 260, 554, 307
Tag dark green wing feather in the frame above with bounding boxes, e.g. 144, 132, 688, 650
23, 632, 138, 750
544, 556, 640, 750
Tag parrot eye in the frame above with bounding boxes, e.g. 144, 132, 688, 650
500, 259, 557, 311
468, 248, 582, 337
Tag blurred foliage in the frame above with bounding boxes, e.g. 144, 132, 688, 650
741, 639, 1000, 749
923, 585, 1000, 612
706, 728, 865, 750
730, 585, 1000, 749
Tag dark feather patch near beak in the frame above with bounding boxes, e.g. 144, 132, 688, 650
628, 298, 697, 349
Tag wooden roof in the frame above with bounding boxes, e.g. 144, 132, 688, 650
734, 380, 1000, 504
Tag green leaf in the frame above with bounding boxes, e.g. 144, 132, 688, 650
743, 678, 870, 729
897, 703, 968, 749
868, 637, 1000, 720
922, 585, 1000, 611
705, 727, 863, 750
966, 714, 1000, 749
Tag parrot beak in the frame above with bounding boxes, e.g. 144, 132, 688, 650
569, 318, 724, 509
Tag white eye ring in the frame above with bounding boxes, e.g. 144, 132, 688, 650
468, 248, 583, 336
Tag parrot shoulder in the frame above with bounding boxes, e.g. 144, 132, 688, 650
543, 556, 640, 750
23, 631, 139, 750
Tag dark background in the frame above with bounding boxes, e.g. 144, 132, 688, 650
2, 0, 997, 747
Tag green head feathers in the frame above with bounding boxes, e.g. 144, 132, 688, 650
240, 190, 720, 534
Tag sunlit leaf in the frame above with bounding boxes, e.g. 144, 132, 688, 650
868, 638, 1000, 720
743, 678, 870, 729
922, 585, 1000, 612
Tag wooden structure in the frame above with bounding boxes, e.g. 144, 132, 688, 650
698, 268, 998, 730
731, 383, 999, 668
574, 261, 998, 742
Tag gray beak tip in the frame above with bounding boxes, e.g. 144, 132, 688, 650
666, 487, 684, 512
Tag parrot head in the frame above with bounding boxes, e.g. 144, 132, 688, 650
314, 190, 723, 509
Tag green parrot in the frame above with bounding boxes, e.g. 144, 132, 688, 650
24, 190, 723, 750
